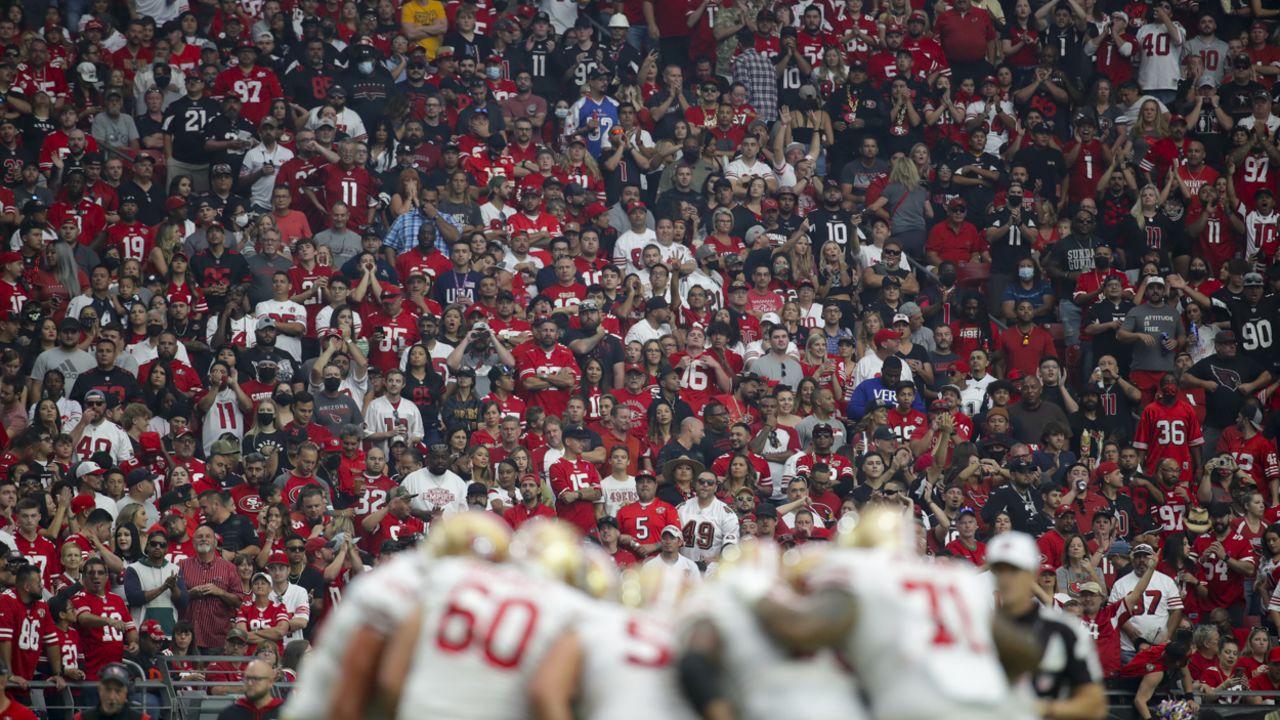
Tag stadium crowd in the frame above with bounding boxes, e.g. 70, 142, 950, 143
0, 0, 1273, 714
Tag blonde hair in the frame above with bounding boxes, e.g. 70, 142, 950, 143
1129, 184, 1160, 229
887, 155, 921, 193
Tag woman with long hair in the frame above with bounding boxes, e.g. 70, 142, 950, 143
1239, 626, 1271, 678
389, 167, 422, 219
470, 401, 504, 449
1056, 534, 1106, 593
774, 387, 801, 428
855, 310, 884, 360
404, 343, 445, 430
812, 46, 848, 96
722, 453, 759, 498
33, 241, 86, 319
817, 239, 856, 303
441, 370, 484, 432
439, 305, 467, 347
561, 142, 605, 200
1130, 99, 1170, 142
868, 154, 932, 258
643, 399, 676, 473
577, 358, 608, 418
367, 117, 399, 174
640, 340, 664, 385
148, 221, 183, 277
793, 377, 820, 419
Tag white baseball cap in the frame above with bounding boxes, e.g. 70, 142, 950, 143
986, 532, 1039, 572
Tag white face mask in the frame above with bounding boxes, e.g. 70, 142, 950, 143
486, 67, 501, 80
357, 60, 374, 74
555, 107, 570, 118
1018, 267, 1035, 281
234, 213, 250, 228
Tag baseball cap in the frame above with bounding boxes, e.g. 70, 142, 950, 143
256, 317, 278, 331
1244, 272, 1265, 287
1093, 461, 1120, 481
140, 620, 166, 642
1075, 581, 1104, 596
267, 552, 289, 566
99, 663, 132, 687
660, 525, 681, 539
986, 532, 1038, 571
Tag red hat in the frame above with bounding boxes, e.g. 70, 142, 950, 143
323, 437, 342, 453
381, 285, 403, 298
140, 431, 162, 455
1055, 505, 1076, 517
909, 9, 928, 20
140, 620, 166, 642
1251, 20, 1269, 31
163, 196, 187, 212
624, 363, 646, 375
304, 536, 328, 555
84, 17, 105, 31
929, 398, 949, 412
1094, 461, 1120, 481
885, 22, 904, 33
761, 198, 779, 211
584, 202, 607, 219
174, 427, 195, 440
874, 328, 900, 346
0, 251, 21, 264
626, 200, 647, 212
948, 359, 970, 374
71, 495, 95, 514
267, 551, 289, 566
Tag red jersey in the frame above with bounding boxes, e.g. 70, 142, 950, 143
945, 539, 986, 566
50, 625, 81, 679
308, 163, 378, 216
1066, 138, 1107, 205
70, 590, 134, 679
668, 352, 719, 415
1133, 399, 1205, 482
549, 455, 602, 536
47, 199, 107, 247
212, 65, 285, 124
887, 407, 928, 443
0, 279, 30, 316
13, 64, 68, 104
0, 590, 56, 680
1190, 532, 1256, 612
1081, 599, 1134, 678
234, 600, 290, 654
370, 512, 426, 548
615, 498, 679, 548
1220, 428, 1279, 501
288, 263, 335, 331
544, 281, 586, 311
796, 28, 835, 66
791, 452, 857, 485
12, 534, 61, 587
516, 343, 579, 419
507, 210, 562, 239
395, 246, 452, 282
1234, 152, 1276, 210
362, 309, 421, 372
105, 222, 153, 264
502, 502, 557, 530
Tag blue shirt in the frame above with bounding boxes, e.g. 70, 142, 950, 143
1001, 278, 1054, 310
384, 207, 464, 255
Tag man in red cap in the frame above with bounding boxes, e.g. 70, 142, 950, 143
852, 327, 913, 388
265, 551, 310, 643
362, 284, 420, 373
0, 252, 28, 317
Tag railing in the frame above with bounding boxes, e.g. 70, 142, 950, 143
12, 656, 297, 720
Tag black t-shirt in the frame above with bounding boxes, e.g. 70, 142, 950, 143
987, 205, 1038, 274
1012, 145, 1067, 204
209, 512, 258, 553
1084, 298, 1134, 372
562, 327, 624, 376
118, 180, 165, 226
806, 206, 857, 253
71, 366, 142, 406
1221, 294, 1280, 374
191, 250, 251, 315
285, 65, 338, 110
162, 96, 222, 163
202, 114, 256, 177
1190, 352, 1266, 428
1120, 213, 1189, 264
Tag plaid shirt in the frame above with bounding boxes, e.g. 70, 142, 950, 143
733, 49, 778, 124
178, 554, 243, 650
384, 207, 464, 255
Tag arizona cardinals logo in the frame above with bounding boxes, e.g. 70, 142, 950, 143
1210, 363, 1242, 389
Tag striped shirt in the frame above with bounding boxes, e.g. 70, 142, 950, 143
178, 555, 242, 650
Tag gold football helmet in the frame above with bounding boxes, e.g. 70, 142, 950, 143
837, 505, 914, 552
422, 510, 513, 562
780, 544, 830, 593
620, 561, 696, 611
509, 520, 589, 589
581, 544, 621, 600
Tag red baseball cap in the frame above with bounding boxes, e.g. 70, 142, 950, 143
267, 552, 289, 566
1094, 461, 1120, 481
874, 328, 900, 346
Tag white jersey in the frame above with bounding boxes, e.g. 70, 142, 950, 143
364, 396, 425, 452
269, 582, 311, 644
283, 552, 428, 720
1245, 209, 1279, 262
643, 554, 704, 585
678, 582, 866, 720
394, 558, 587, 720
807, 549, 1019, 720
1108, 569, 1182, 653
613, 229, 658, 276
599, 475, 637, 518
315, 306, 363, 337
254, 299, 308, 362
75, 420, 134, 465
676, 498, 740, 564
1136, 21, 1186, 91
201, 387, 243, 456
401, 468, 469, 516
576, 603, 697, 720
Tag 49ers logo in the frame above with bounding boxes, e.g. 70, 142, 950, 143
238, 494, 265, 514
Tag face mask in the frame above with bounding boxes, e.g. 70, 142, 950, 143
155, 74, 171, 89
258, 412, 275, 426
555, 107, 570, 119
234, 213, 250, 228
486, 67, 501, 80
938, 271, 957, 286
1160, 382, 1178, 399
274, 392, 293, 405
357, 60, 374, 74
1094, 256, 1110, 269
324, 377, 341, 393
103, 256, 120, 270
1007, 195, 1022, 206
1189, 268, 1207, 280
1018, 267, 1035, 281
146, 323, 163, 338
259, 368, 277, 384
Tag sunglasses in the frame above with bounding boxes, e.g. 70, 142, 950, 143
86, 400, 106, 406
696, 479, 717, 486
285, 546, 305, 552
883, 249, 901, 255
147, 541, 168, 548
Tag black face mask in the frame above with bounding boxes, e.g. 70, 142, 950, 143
155, 74, 171, 89
1094, 256, 1110, 269
257, 412, 275, 426
323, 377, 341, 393
274, 392, 293, 406
1189, 268, 1207, 281
259, 368, 277, 384
938, 272, 957, 286
146, 323, 163, 338
1007, 195, 1022, 206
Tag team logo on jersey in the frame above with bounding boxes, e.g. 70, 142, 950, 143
1209, 363, 1242, 390
239, 495, 265, 514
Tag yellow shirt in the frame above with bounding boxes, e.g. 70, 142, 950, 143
402, 0, 446, 58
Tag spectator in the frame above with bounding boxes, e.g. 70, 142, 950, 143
178, 525, 243, 653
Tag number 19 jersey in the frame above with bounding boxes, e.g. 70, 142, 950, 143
395, 559, 586, 720
806, 549, 1023, 720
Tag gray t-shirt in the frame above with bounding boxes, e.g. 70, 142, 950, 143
878, 183, 930, 233
314, 229, 364, 267
1120, 302, 1184, 372
311, 391, 363, 429
31, 347, 95, 393
751, 354, 803, 390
